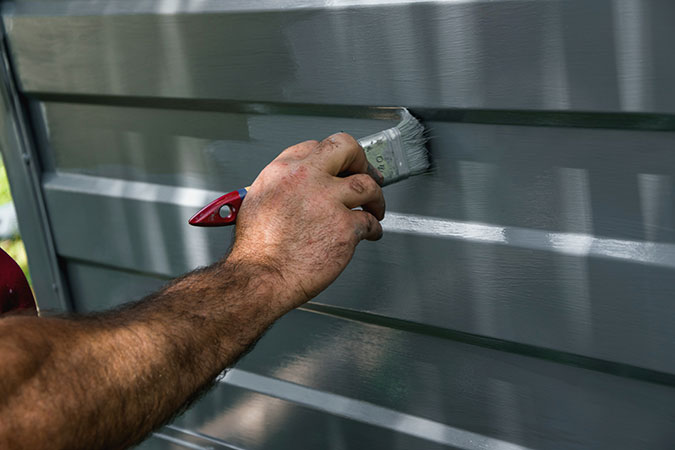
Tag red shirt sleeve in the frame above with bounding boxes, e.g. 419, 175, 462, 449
0, 247, 37, 316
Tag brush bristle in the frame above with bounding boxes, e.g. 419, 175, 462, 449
396, 109, 430, 175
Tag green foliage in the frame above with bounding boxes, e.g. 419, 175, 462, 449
0, 158, 11, 205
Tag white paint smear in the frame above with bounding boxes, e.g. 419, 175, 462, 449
382, 212, 675, 269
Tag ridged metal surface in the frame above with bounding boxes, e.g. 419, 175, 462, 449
2, 0, 675, 448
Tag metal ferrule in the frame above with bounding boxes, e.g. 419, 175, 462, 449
358, 126, 410, 187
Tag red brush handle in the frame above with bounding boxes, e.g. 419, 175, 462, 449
188, 187, 249, 227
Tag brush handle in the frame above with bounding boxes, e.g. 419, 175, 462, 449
188, 187, 249, 227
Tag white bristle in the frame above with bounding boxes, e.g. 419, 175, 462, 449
396, 108, 430, 176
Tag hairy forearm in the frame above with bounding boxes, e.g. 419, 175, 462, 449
0, 259, 289, 449
0, 132, 385, 449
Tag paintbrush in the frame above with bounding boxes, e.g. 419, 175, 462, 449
188, 108, 429, 226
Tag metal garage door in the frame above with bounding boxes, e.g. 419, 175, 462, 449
2, 1, 675, 448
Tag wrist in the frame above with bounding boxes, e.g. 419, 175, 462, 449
150, 257, 295, 366
225, 247, 308, 311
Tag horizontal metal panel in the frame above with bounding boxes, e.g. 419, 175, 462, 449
220, 310, 675, 449
66, 264, 530, 449
45, 175, 227, 276
49, 172, 675, 375
109, 305, 675, 449
136, 383, 450, 450
323, 231, 675, 375
37, 102, 399, 192
66, 264, 675, 450
6, 0, 675, 114
40, 102, 675, 242
65, 261, 167, 312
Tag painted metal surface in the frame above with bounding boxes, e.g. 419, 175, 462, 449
2, 0, 675, 448
39, 120, 675, 375
5, 0, 675, 114
109, 300, 675, 449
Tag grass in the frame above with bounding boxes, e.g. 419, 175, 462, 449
0, 156, 11, 204
0, 156, 31, 283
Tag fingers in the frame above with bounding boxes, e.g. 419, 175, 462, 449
310, 132, 371, 178
276, 133, 385, 185
335, 173, 385, 220
351, 210, 383, 242
336, 172, 385, 242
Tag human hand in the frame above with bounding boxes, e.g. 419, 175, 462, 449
228, 133, 385, 310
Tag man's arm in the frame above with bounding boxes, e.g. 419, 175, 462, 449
0, 133, 385, 450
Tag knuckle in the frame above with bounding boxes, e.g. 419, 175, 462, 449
303, 139, 320, 149
313, 136, 338, 154
363, 214, 374, 232
353, 174, 380, 194
279, 140, 319, 160
279, 144, 298, 156
364, 213, 383, 240
266, 160, 288, 173
325, 132, 357, 149
360, 213, 380, 240
348, 175, 368, 194
263, 160, 301, 183
359, 211, 373, 227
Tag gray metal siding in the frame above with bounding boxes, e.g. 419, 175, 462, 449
0, 20, 69, 310
2, 0, 675, 448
